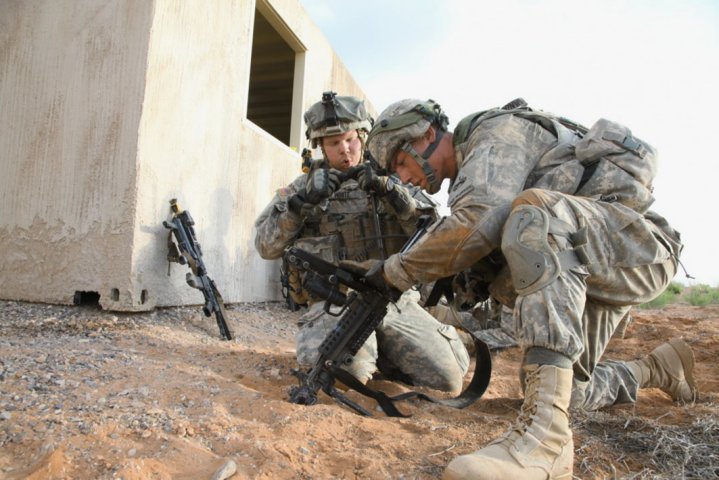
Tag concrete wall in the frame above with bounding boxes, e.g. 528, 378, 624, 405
0, 0, 373, 310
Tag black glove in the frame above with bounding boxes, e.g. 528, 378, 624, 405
340, 259, 402, 302
288, 190, 325, 218
287, 191, 307, 215
357, 163, 391, 196
305, 168, 342, 204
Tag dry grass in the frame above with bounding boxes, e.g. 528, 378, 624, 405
572, 408, 719, 479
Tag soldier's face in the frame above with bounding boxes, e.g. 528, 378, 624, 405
391, 148, 429, 191
321, 131, 362, 171
390, 131, 441, 192
390, 127, 453, 194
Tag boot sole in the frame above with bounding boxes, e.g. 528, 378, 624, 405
668, 338, 698, 402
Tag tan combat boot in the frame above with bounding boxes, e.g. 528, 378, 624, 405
626, 338, 697, 403
443, 364, 574, 480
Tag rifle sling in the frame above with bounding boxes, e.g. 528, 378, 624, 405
423, 275, 455, 307
329, 337, 492, 417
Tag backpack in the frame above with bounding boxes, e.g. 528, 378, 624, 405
453, 99, 659, 213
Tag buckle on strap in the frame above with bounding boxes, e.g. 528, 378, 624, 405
602, 131, 648, 158
549, 220, 593, 267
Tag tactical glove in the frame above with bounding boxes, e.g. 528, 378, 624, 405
305, 168, 342, 204
357, 163, 391, 196
287, 191, 307, 215
287, 191, 320, 218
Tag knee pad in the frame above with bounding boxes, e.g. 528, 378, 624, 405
502, 204, 564, 295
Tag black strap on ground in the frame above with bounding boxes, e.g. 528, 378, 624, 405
329, 337, 492, 417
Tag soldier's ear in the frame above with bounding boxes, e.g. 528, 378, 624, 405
424, 126, 436, 143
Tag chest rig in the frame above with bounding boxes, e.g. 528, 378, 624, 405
302, 180, 409, 263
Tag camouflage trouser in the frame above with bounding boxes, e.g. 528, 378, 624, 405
507, 189, 679, 411
295, 290, 470, 393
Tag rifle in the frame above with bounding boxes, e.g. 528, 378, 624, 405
163, 199, 234, 341
284, 216, 492, 417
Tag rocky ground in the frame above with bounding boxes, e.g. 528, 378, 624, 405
0, 299, 717, 479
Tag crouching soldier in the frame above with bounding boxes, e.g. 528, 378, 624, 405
363, 97, 696, 479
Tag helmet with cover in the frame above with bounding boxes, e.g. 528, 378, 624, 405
366, 99, 449, 193
304, 92, 374, 148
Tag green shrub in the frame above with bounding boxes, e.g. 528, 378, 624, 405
685, 284, 719, 307
638, 282, 684, 309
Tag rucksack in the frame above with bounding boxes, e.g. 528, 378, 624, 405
453, 99, 658, 213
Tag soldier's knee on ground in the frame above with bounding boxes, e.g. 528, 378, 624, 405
379, 305, 469, 393
424, 324, 470, 393
295, 306, 379, 384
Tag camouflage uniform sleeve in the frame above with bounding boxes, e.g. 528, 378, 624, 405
254, 174, 307, 260
384, 114, 556, 290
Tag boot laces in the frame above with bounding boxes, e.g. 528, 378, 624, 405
496, 368, 544, 444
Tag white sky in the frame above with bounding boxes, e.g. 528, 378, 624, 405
299, 0, 719, 286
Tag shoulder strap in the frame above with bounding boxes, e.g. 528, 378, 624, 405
453, 98, 532, 146
453, 110, 491, 147
453, 99, 588, 146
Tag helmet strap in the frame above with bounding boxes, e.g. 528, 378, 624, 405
400, 128, 445, 194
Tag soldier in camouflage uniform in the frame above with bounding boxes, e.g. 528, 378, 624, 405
254, 93, 469, 393
363, 98, 697, 479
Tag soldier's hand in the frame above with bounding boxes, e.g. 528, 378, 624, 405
305, 168, 342, 204
357, 163, 390, 195
287, 191, 319, 218
340, 259, 402, 302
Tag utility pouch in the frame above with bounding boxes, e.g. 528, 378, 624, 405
574, 118, 658, 213
292, 235, 343, 303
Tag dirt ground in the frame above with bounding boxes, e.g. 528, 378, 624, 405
0, 299, 717, 480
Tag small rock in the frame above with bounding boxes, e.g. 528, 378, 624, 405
128, 448, 137, 457
0, 412, 11, 421
211, 460, 237, 480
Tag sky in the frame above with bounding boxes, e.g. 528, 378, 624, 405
299, 0, 719, 286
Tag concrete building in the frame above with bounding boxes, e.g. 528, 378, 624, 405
0, 0, 374, 311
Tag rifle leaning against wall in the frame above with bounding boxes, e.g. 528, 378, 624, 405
284, 216, 492, 417
163, 199, 234, 341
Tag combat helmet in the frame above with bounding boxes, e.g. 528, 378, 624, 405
304, 92, 374, 148
366, 99, 449, 193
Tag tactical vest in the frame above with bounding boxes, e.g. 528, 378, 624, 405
299, 180, 410, 263
453, 99, 658, 213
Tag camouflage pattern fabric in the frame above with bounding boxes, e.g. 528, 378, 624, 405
296, 290, 470, 392
254, 171, 469, 392
427, 301, 518, 350
382, 112, 682, 410
254, 175, 434, 262
295, 301, 379, 384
